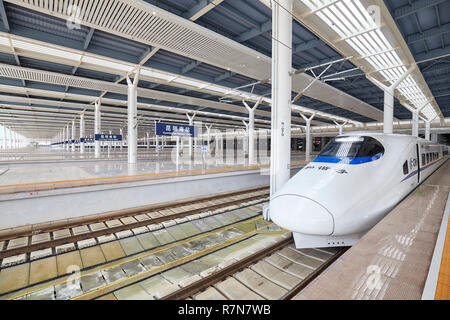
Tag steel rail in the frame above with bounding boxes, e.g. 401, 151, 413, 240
281, 247, 349, 300
0, 185, 269, 241
160, 237, 294, 300
0, 189, 269, 260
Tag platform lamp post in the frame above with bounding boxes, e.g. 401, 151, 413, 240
126, 68, 140, 164
367, 65, 415, 134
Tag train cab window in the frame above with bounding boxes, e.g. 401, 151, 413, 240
403, 161, 409, 175
319, 136, 384, 159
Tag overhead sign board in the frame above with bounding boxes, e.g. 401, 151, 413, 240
80, 138, 95, 143
156, 123, 197, 137
94, 134, 122, 141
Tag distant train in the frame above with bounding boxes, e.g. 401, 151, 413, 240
268, 133, 449, 248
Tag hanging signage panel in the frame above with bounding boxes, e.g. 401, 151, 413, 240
94, 134, 123, 141
156, 123, 197, 137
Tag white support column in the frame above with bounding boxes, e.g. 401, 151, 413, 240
205, 125, 212, 154
71, 120, 75, 152
186, 113, 196, 158
367, 65, 415, 134
2, 125, 6, 150
300, 113, 316, 161
120, 128, 123, 151
412, 111, 419, 137
94, 100, 101, 158
425, 120, 431, 141
425, 115, 438, 141
126, 70, 140, 164
243, 98, 261, 165
242, 120, 249, 160
176, 136, 180, 167
80, 113, 85, 154
8, 128, 12, 149
414, 101, 430, 137
146, 132, 150, 150
270, 0, 293, 196
64, 125, 69, 151
333, 120, 348, 136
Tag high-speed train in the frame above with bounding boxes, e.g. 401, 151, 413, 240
269, 133, 449, 248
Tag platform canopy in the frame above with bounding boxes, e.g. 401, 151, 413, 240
0, 0, 447, 139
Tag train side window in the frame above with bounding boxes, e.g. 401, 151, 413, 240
422, 154, 425, 164
403, 161, 409, 175
426, 153, 430, 163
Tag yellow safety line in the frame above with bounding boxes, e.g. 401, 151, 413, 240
0, 161, 307, 189
8, 216, 271, 300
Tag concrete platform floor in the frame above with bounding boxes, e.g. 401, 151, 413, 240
0, 147, 309, 188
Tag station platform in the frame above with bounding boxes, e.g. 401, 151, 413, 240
293, 159, 450, 300
0, 147, 308, 231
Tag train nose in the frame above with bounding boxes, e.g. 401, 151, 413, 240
269, 195, 334, 236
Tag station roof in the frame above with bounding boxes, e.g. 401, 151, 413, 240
0, 0, 447, 140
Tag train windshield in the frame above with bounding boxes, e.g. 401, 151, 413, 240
319, 136, 384, 159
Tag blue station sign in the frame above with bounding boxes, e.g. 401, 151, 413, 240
94, 134, 122, 141
156, 122, 197, 137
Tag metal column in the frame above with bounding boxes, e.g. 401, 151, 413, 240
270, 0, 293, 196
126, 70, 140, 164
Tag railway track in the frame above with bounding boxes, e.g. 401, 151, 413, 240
160, 239, 347, 300
0, 186, 269, 267
0, 184, 345, 301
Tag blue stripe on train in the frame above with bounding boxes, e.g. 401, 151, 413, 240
312, 153, 383, 165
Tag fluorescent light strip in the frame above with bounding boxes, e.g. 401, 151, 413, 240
303, 0, 437, 119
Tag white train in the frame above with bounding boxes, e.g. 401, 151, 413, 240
269, 133, 449, 248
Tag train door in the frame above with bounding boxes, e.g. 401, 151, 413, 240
416, 144, 421, 183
